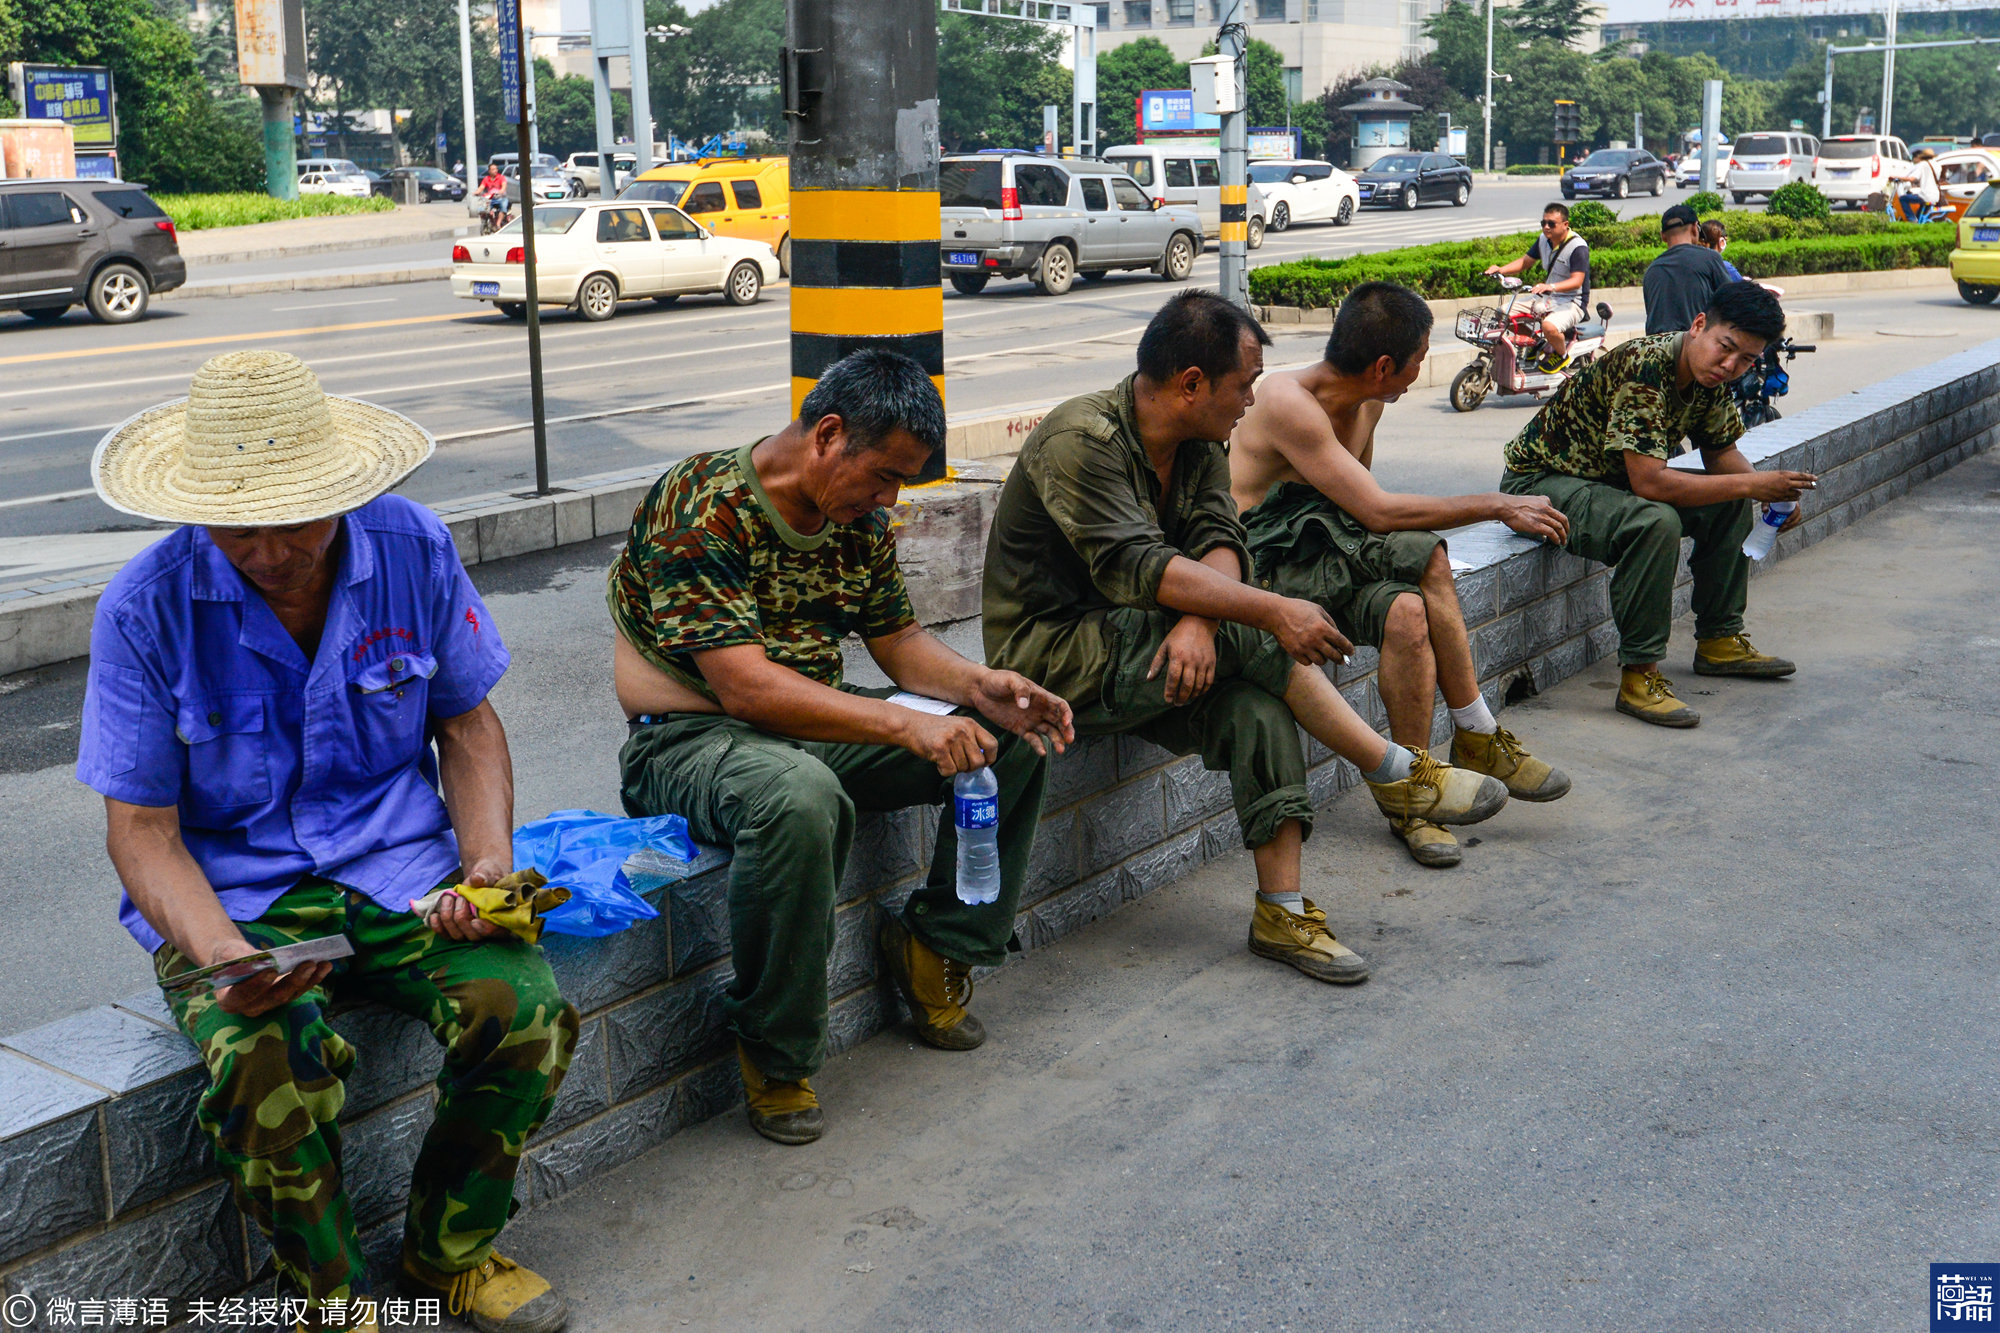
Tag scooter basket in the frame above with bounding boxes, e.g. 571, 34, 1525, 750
1455, 309, 1493, 341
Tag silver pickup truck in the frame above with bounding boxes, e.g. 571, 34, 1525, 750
941, 153, 1204, 297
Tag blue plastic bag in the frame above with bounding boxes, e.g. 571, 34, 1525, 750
512, 809, 692, 937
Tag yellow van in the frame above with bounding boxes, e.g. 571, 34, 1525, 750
625, 156, 792, 274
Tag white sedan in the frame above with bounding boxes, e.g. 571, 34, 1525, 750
451, 200, 781, 321
299, 171, 373, 199
1675, 152, 1730, 189
1245, 159, 1358, 230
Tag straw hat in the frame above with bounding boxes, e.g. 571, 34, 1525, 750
92, 350, 434, 526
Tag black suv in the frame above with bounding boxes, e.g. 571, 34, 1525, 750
0, 179, 185, 325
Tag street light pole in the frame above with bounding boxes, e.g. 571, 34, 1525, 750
1483, 0, 1494, 172
1880, 0, 1899, 139
458, 0, 479, 198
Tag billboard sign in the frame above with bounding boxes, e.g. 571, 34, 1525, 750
1605, 0, 1983, 20
234, 0, 307, 89
1140, 90, 1220, 133
498, 0, 524, 125
1248, 129, 1301, 160
8, 64, 116, 150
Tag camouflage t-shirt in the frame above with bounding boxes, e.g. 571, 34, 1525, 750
1502, 332, 1744, 480
606, 442, 916, 698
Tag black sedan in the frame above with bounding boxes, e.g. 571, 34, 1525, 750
1353, 153, 1474, 210
1561, 149, 1669, 200
382, 166, 468, 202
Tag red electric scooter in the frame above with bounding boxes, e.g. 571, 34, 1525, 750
1448, 276, 1615, 413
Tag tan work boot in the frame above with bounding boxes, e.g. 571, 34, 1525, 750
1247, 896, 1369, 984
736, 1042, 824, 1145
1617, 668, 1701, 727
879, 916, 985, 1050
1366, 747, 1508, 826
1390, 815, 1460, 867
400, 1251, 568, 1333
1452, 725, 1572, 802
1694, 633, 1796, 678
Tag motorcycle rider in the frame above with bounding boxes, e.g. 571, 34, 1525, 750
1483, 203, 1590, 373
1899, 147, 1942, 223
479, 161, 510, 231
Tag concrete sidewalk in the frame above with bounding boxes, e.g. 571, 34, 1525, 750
174, 202, 473, 266
493, 448, 2000, 1333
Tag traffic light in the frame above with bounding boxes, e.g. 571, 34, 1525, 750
1553, 100, 1580, 144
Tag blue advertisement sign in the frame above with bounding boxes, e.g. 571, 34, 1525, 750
73, 154, 118, 179
497, 0, 523, 125
12, 64, 117, 150
1140, 89, 1218, 133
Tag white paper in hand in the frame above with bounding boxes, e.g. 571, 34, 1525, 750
886, 691, 957, 716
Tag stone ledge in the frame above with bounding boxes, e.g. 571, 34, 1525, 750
3, 333, 1996, 1316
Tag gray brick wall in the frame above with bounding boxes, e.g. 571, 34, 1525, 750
5, 337, 1997, 1321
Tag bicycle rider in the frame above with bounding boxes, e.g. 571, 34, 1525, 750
1483, 201, 1591, 373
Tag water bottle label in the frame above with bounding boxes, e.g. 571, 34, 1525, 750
955, 794, 998, 830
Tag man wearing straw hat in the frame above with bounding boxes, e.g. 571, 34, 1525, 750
76, 351, 577, 1333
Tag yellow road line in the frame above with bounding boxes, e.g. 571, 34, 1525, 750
0, 311, 476, 367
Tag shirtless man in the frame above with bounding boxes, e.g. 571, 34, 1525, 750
1232, 280, 1574, 868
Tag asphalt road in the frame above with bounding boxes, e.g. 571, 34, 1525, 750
0, 183, 1562, 539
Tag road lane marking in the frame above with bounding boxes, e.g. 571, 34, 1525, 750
0, 312, 478, 366
0, 487, 98, 510
270, 297, 401, 312
434, 381, 792, 441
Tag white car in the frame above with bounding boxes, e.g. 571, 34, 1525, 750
298, 171, 373, 199
562, 150, 638, 196
1812, 134, 1917, 207
1245, 159, 1358, 230
451, 200, 780, 321
1675, 150, 1731, 190
505, 164, 574, 204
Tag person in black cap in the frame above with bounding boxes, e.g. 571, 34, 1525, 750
1642, 203, 1738, 335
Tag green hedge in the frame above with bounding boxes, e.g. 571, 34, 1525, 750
155, 193, 398, 231
1248, 220, 1957, 308
1505, 165, 1565, 176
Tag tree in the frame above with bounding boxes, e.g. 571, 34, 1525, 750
646, 0, 785, 143
1507, 0, 1605, 49
1423, 0, 1489, 102
1244, 39, 1287, 127
938, 12, 1071, 152
1094, 37, 1187, 149
4, 0, 260, 190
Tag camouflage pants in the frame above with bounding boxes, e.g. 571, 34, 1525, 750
157, 876, 579, 1310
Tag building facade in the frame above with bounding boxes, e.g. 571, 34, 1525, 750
1093, 0, 1439, 106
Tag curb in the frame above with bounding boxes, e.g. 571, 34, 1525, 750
177, 222, 475, 268
162, 264, 454, 300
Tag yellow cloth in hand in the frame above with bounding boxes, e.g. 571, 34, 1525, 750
409, 870, 572, 944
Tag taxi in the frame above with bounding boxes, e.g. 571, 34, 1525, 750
1948, 183, 2000, 305
621, 157, 792, 274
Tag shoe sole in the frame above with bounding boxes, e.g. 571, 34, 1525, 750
1616, 698, 1700, 728
1692, 659, 1796, 678
472, 1291, 571, 1333
1507, 773, 1573, 803
1395, 829, 1462, 867
1247, 933, 1370, 984
748, 1107, 824, 1145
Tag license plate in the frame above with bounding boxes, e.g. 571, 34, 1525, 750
1977, 228, 1999, 243
473, 281, 499, 297
947, 251, 979, 266
1833, 169, 1856, 177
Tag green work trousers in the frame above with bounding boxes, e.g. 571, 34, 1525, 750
156, 876, 579, 1312
1502, 469, 1753, 666
618, 696, 1049, 1084
1072, 607, 1313, 852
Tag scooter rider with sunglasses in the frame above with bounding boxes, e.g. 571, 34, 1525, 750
1484, 203, 1591, 373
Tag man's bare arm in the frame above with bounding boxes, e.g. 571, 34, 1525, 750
1625, 450, 1815, 509
104, 800, 333, 1015
1261, 393, 1569, 542
694, 642, 1010, 775
1154, 553, 1351, 665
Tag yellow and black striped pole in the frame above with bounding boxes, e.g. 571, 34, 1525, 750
782, 0, 946, 481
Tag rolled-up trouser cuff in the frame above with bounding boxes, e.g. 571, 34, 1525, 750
1237, 784, 1315, 850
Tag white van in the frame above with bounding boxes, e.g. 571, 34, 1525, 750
1102, 145, 1265, 249
1813, 134, 1917, 207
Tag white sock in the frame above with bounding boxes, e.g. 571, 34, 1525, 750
1362, 742, 1414, 784
1257, 890, 1306, 916
1449, 696, 1497, 735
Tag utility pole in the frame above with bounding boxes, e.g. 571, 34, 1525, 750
1196, 1, 1249, 310
526, 28, 540, 161
498, 0, 551, 495
1880, 0, 1899, 140
458, 0, 479, 193
783, 0, 946, 481
1480, 0, 1496, 171
1699, 78, 1721, 194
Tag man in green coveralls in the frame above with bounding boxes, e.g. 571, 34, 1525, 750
984, 291, 1508, 988
1499, 280, 1817, 727
609, 350, 1075, 1146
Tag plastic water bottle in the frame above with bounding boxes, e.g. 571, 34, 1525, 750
1741, 500, 1796, 560
953, 767, 1001, 905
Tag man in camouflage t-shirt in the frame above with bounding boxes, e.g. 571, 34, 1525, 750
1500, 281, 1817, 727
607, 351, 1074, 1147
